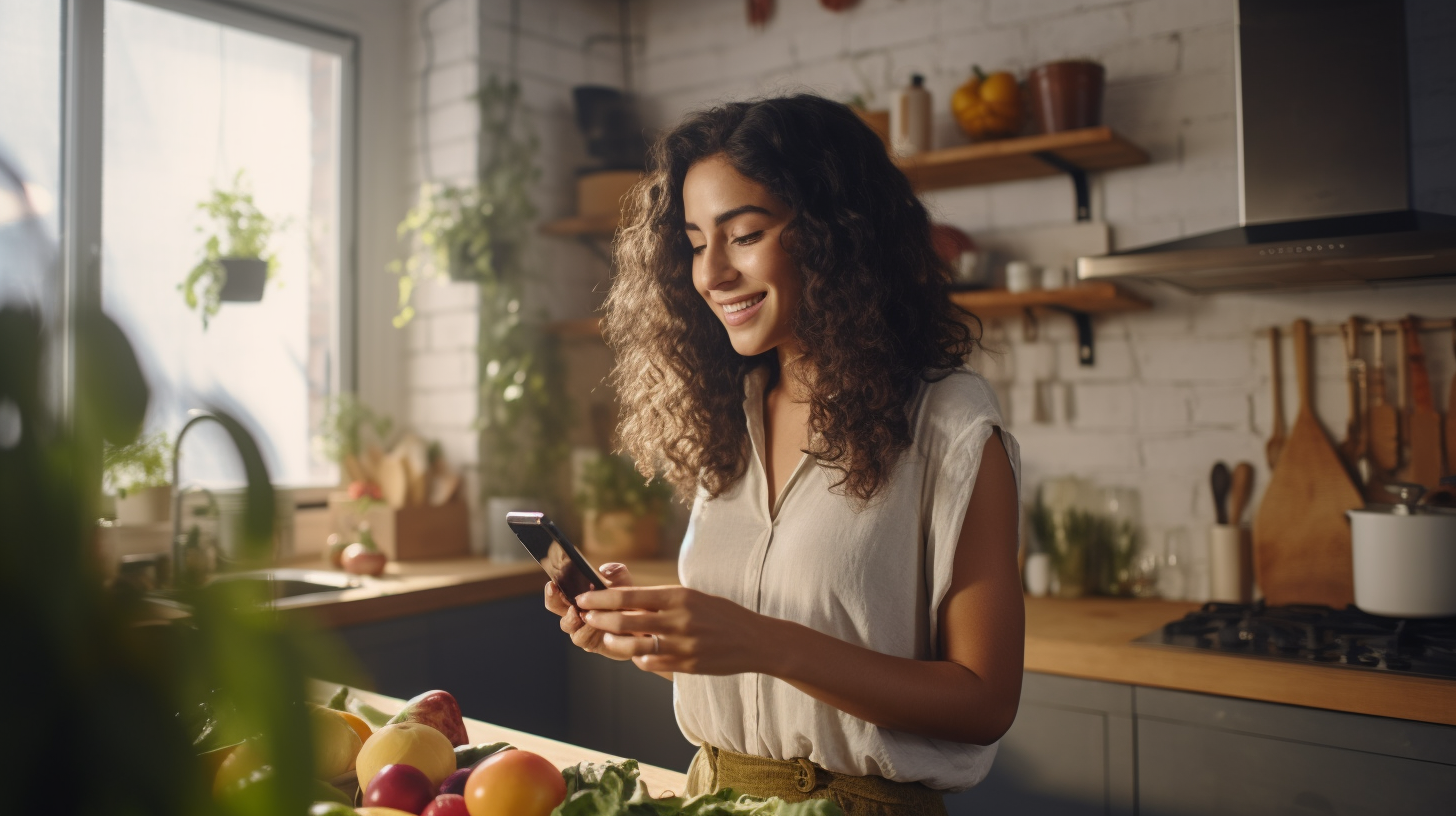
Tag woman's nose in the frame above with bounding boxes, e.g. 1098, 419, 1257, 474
696, 240, 737, 289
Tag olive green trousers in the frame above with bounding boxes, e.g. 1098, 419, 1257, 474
685, 744, 948, 816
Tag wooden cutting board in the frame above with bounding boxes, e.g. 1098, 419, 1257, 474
1401, 316, 1444, 488
1447, 330, 1456, 477
1253, 319, 1364, 608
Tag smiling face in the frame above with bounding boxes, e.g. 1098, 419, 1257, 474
683, 154, 803, 361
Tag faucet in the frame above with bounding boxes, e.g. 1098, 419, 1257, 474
170, 409, 275, 588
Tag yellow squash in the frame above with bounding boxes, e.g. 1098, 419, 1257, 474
952, 66, 1023, 140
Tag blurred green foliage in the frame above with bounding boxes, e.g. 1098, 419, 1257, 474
575, 454, 672, 520
103, 430, 172, 497
0, 303, 360, 815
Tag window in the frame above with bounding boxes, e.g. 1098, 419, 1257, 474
97, 0, 354, 487
0, 0, 62, 310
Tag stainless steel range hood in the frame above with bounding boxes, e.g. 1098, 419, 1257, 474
1079, 0, 1456, 292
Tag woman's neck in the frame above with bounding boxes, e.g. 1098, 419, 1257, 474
773, 341, 812, 400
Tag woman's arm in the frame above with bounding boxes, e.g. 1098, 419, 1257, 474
578, 432, 1025, 745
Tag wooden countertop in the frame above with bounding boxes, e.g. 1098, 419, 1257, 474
274, 556, 683, 629
308, 681, 688, 798
1024, 597, 1456, 727
283, 557, 1454, 727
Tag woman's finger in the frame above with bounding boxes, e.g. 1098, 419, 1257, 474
600, 631, 656, 660
599, 562, 634, 587
544, 582, 571, 616
560, 605, 586, 634
576, 585, 685, 611
582, 608, 681, 636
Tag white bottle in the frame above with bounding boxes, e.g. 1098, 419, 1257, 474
890, 73, 932, 158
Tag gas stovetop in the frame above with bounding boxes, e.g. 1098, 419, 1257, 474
1135, 602, 1456, 681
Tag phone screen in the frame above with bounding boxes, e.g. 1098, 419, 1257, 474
507, 512, 606, 600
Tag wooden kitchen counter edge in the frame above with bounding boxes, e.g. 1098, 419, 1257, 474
1024, 597, 1456, 728
307, 680, 689, 799
282, 561, 1455, 727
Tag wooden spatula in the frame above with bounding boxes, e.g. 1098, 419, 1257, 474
1228, 462, 1254, 526
1252, 319, 1364, 608
1266, 327, 1287, 470
1368, 325, 1400, 474
1402, 316, 1444, 488
1447, 329, 1456, 477
1338, 317, 1365, 480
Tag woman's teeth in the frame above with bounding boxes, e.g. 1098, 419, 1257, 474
723, 294, 765, 313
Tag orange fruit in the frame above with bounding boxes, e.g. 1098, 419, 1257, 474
336, 709, 374, 745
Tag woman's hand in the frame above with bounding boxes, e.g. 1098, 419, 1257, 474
543, 563, 648, 660
574, 586, 778, 676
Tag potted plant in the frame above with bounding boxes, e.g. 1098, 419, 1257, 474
315, 392, 394, 485
391, 76, 571, 559
180, 169, 283, 328
103, 430, 172, 525
576, 453, 672, 560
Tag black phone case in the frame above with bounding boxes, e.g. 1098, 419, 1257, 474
506, 511, 608, 597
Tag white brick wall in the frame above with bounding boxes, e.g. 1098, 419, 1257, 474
630, 0, 1456, 560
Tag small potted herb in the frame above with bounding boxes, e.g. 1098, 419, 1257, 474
576, 453, 672, 560
180, 170, 283, 328
104, 431, 172, 525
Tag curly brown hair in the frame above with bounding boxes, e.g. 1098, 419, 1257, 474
603, 94, 980, 503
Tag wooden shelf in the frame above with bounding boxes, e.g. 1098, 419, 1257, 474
545, 317, 604, 339
539, 212, 619, 237
539, 127, 1150, 236
897, 126, 1149, 193
950, 281, 1151, 320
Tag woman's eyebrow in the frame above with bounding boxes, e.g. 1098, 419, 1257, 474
684, 203, 773, 232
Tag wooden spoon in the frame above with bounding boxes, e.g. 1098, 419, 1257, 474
1368, 325, 1400, 473
1447, 328, 1456, 477
1338, 316, 1365, 479
1228, 462, 1254, 526
1402, 315, 1443, 488
1266, 327, 1287, 470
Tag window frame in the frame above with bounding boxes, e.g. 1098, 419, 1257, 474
60, 0, 362, 479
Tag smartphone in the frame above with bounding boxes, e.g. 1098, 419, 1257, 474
506, 511, 607, 602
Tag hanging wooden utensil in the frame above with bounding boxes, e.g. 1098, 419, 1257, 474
1266, 327, 1287, 470
1253, 319, 1363, 608
1338, 316, 1365, 479
1446, 328, 1456, 477
1368, 325, 1400, 474
1402, 315, 1444, 488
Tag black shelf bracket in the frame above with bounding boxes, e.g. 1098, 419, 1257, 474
1044, 305, 1097, 366
1033, 151, 1091, 222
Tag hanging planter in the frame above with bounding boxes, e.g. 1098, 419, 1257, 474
217, 257, 268, 302
180, 170, 283, 328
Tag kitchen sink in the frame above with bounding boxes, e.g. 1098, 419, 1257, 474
147, 568, 371, 610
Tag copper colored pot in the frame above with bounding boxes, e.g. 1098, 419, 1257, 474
1027, 60, 1105, 133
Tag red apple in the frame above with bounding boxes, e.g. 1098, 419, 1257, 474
364, 763, 435, 814
421, 794, 469, 816
439, 768, 472, 797
342, 542, 387, 576
386, 690, 468, 747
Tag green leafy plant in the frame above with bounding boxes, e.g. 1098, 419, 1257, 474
391, 75, 540, 327
316, 392, 394, 469
103, 430, 171, 496
576, 453, 673, 520
1, 303, 361, 816
181, 170, 283, 328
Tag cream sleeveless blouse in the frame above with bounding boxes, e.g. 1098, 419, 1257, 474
673, 365, 1021, 792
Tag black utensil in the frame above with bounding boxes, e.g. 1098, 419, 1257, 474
1211, 461, 1231, 525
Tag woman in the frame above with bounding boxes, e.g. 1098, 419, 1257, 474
543, 94, 1024, 814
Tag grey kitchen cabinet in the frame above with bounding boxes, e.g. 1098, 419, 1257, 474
567, 648, 697, 774
946, 672, 1136, 816
1136, 687, 1456, 816
329, 594, 571, 742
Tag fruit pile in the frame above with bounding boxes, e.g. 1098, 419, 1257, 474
208, 686, 842, 816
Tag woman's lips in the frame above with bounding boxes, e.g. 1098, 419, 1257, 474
721, 293, 766, 326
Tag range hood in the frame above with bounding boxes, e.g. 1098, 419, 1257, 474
1079, 0, 1456, 292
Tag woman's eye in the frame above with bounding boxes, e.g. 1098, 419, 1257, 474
690, 244, 706, 256
733, 231, 764, 246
